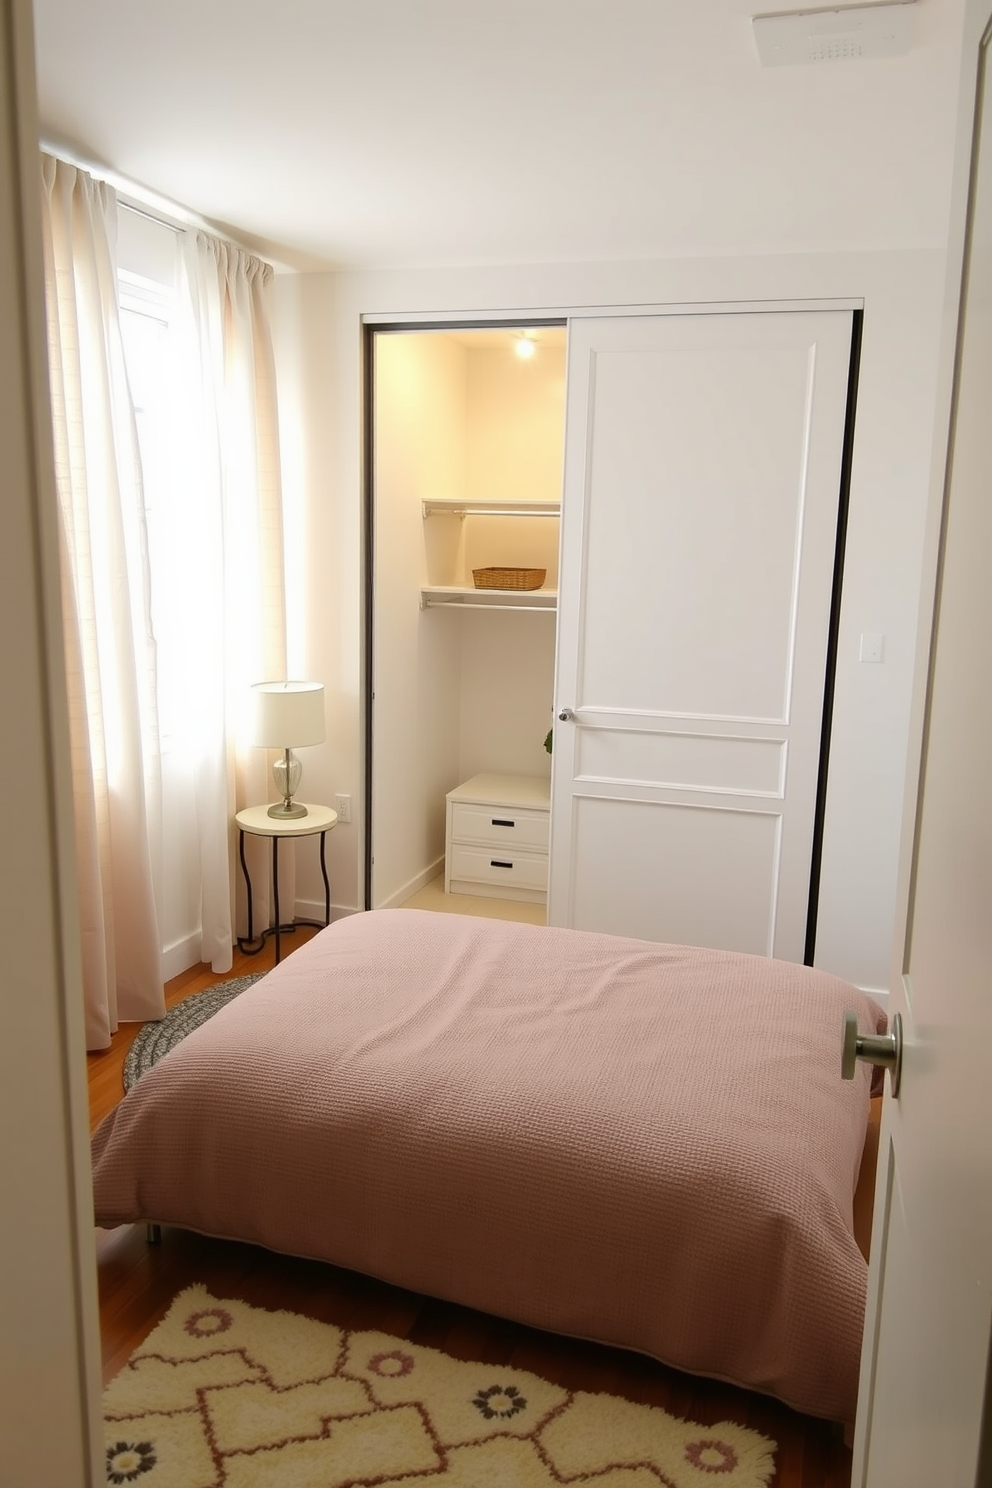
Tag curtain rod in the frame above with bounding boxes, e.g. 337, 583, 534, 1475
117, 198, 180, 235
39, 140, 276, 268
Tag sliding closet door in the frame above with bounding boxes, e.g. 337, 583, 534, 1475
548, 309, 853, 961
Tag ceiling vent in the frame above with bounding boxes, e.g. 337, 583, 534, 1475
752, 3, 916, 65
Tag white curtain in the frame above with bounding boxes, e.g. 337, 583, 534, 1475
41, 154, 291, 1043
171, 232, 289, 971
40, 154, 165, 1049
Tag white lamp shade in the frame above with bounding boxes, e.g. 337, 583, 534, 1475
250, 681, 325, 748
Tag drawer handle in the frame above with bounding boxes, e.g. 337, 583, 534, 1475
491, 818, 515, 828
490, 859, 514, 869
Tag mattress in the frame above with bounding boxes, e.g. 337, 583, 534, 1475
91, 908, 883, 1423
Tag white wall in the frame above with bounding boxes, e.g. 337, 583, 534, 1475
371, 333, 466, 906
458, 609, 557, 779
267, 272, 356, 923
465, 344, 567, 513
458, 343, 563, 782
271, 247, 947, 993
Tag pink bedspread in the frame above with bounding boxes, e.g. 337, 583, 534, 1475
92, 909, 883, 1422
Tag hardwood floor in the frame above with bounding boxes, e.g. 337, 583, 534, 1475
90, 924, 861, 1487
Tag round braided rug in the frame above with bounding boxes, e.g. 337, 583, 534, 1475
122, 974, 266, 1091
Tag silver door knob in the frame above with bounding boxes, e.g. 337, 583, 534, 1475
558, 708, 574, 722
842, 1010, 902, 1097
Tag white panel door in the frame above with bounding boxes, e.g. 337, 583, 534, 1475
852, 5, 992, 1479
549, 309, 853, 959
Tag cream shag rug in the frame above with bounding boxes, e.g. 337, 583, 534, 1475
104, 1286, 777, 1487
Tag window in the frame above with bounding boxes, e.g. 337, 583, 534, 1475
118, 255, 188, 751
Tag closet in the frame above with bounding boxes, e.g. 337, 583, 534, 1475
367, 307, 857, 963
368, 325, 567, 913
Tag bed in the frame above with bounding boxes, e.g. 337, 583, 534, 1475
91, 908, 883, 1425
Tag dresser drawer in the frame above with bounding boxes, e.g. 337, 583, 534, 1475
450, 801, 549, 851
448, 843, 549, 893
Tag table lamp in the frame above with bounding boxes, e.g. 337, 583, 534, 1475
250, 680, 325, 819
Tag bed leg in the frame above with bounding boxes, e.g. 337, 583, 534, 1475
146, 1223, 161, 1245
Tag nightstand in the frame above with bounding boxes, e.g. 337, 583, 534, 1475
235, 803, 338, 964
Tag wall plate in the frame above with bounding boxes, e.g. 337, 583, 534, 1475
752, 3, 916, 66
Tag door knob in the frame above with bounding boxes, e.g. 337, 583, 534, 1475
842, 1010, 902, 1098
558, 708, 575, 722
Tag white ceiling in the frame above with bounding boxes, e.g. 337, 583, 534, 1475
31, 0, 966, 271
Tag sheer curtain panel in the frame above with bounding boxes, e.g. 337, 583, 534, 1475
40, 154, 165, 1049
174, 232, 289, 971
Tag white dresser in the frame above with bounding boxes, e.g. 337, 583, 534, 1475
445, 772, 551, 904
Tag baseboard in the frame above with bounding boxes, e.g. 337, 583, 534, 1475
859, 986, 888, 1009
375, 858, 445, 911
161, 905, 359, 982
294, 899, 361, 924
162, 931, 203, 982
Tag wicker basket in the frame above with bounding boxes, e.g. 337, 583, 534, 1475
472, 566, 547, 591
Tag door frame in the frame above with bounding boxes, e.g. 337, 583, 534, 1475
361, 315, 567, 910
804, 308, 862, 961
0, 0, 104, 1479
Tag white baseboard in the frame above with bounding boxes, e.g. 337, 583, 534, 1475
374, 858, 445, 911
859, 986, 888, 1010
294, 899, 361, 924
161, 931, 203, 982
161, 903, 360, 982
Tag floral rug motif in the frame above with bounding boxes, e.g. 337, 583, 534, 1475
103, 1286, 777, 1487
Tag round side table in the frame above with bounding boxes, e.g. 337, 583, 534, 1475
236, 803, 338, 965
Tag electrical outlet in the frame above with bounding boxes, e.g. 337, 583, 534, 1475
334, 793, 351, 824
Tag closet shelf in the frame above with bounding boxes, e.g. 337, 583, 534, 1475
422, 498, 560, 518
421, 585, 557, 611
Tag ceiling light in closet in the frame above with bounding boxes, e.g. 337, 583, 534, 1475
515, 335, 536, 360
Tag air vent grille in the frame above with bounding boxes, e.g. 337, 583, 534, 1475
809, 31, 863, 61
752, 3, 915, 66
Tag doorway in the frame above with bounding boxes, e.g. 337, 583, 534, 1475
364, 320, 567, 913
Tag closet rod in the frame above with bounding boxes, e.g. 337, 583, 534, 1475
118, 199, 180, 235
423, 507, 559, 519
423, 601, 557, 613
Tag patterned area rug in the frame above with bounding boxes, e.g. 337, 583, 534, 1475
122, 976, 265, 1091
104, 1286, 777, 1487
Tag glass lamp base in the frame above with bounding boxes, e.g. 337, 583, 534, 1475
269, 750, 307, 818
267, 800, 308, 819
